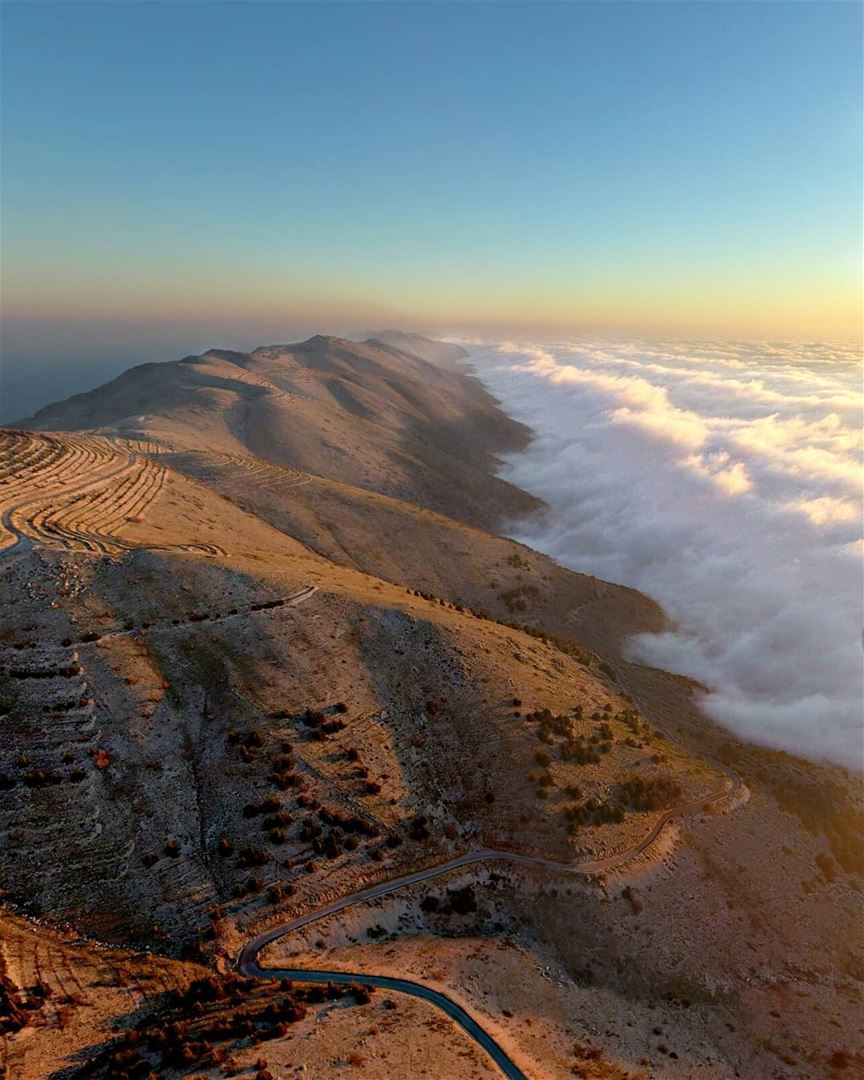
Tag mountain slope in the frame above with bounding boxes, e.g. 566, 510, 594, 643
17, 334, 534, 531
3, 332, 861, 1080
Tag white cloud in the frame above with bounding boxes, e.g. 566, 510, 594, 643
471, 339, 864, 771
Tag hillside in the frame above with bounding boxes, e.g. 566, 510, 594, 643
2, 333, 862, 1079
16, 333, 536, 532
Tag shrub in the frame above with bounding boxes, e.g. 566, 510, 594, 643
91, 747, 111, 769
408, 817, 430, 841
448, 886, 477, 915
23, 768, 62, 788
349, 982, 373, 1005
618, 775, 682, 811
239, 846, 270, 867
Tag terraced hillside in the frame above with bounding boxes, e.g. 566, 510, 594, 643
15, 334, 541, 532
163, 448, 311, 501
2, 910, 491, 1080
2, 332, 861, 1080
0, 431, 166, 557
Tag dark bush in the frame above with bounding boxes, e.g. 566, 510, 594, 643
618, 775, 682, 811
448, 886, 477, 915
239, 846, 270, 867
408, 817, 430, 842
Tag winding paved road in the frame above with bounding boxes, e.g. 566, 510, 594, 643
240, 959, 529, 1080
239, 758, 742, 1078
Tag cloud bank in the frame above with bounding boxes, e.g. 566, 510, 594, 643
473, 338, 863, 771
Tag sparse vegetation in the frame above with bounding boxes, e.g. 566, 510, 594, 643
68, 973, 376, 1078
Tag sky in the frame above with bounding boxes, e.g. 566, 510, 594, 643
1, 0, 862, 418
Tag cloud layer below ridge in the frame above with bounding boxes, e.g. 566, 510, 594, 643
473, 338, 863, 770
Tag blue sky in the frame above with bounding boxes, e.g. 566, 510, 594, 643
1, 0, 861, 418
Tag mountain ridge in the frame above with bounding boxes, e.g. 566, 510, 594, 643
1, 331, 861, 1080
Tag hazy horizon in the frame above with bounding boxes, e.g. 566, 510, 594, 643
1, 0, 861, 380
4, 321, 861, 426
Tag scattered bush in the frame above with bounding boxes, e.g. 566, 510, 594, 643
618, 775, 683, 811
408, 816, 430, 842
239, 846, 270, 868
91, 748, 111, 770
448, 885, 477, 915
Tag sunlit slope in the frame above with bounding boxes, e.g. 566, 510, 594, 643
0, 429, 313, 561
160, 445, 661, 659
1, 908, 482, 1080
0, 430, 167, 556
16, 334, 538, 530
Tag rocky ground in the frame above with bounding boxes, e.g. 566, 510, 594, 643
1, 333, 860, 1078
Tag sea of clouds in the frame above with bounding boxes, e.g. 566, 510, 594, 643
470, 339, 863, 771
